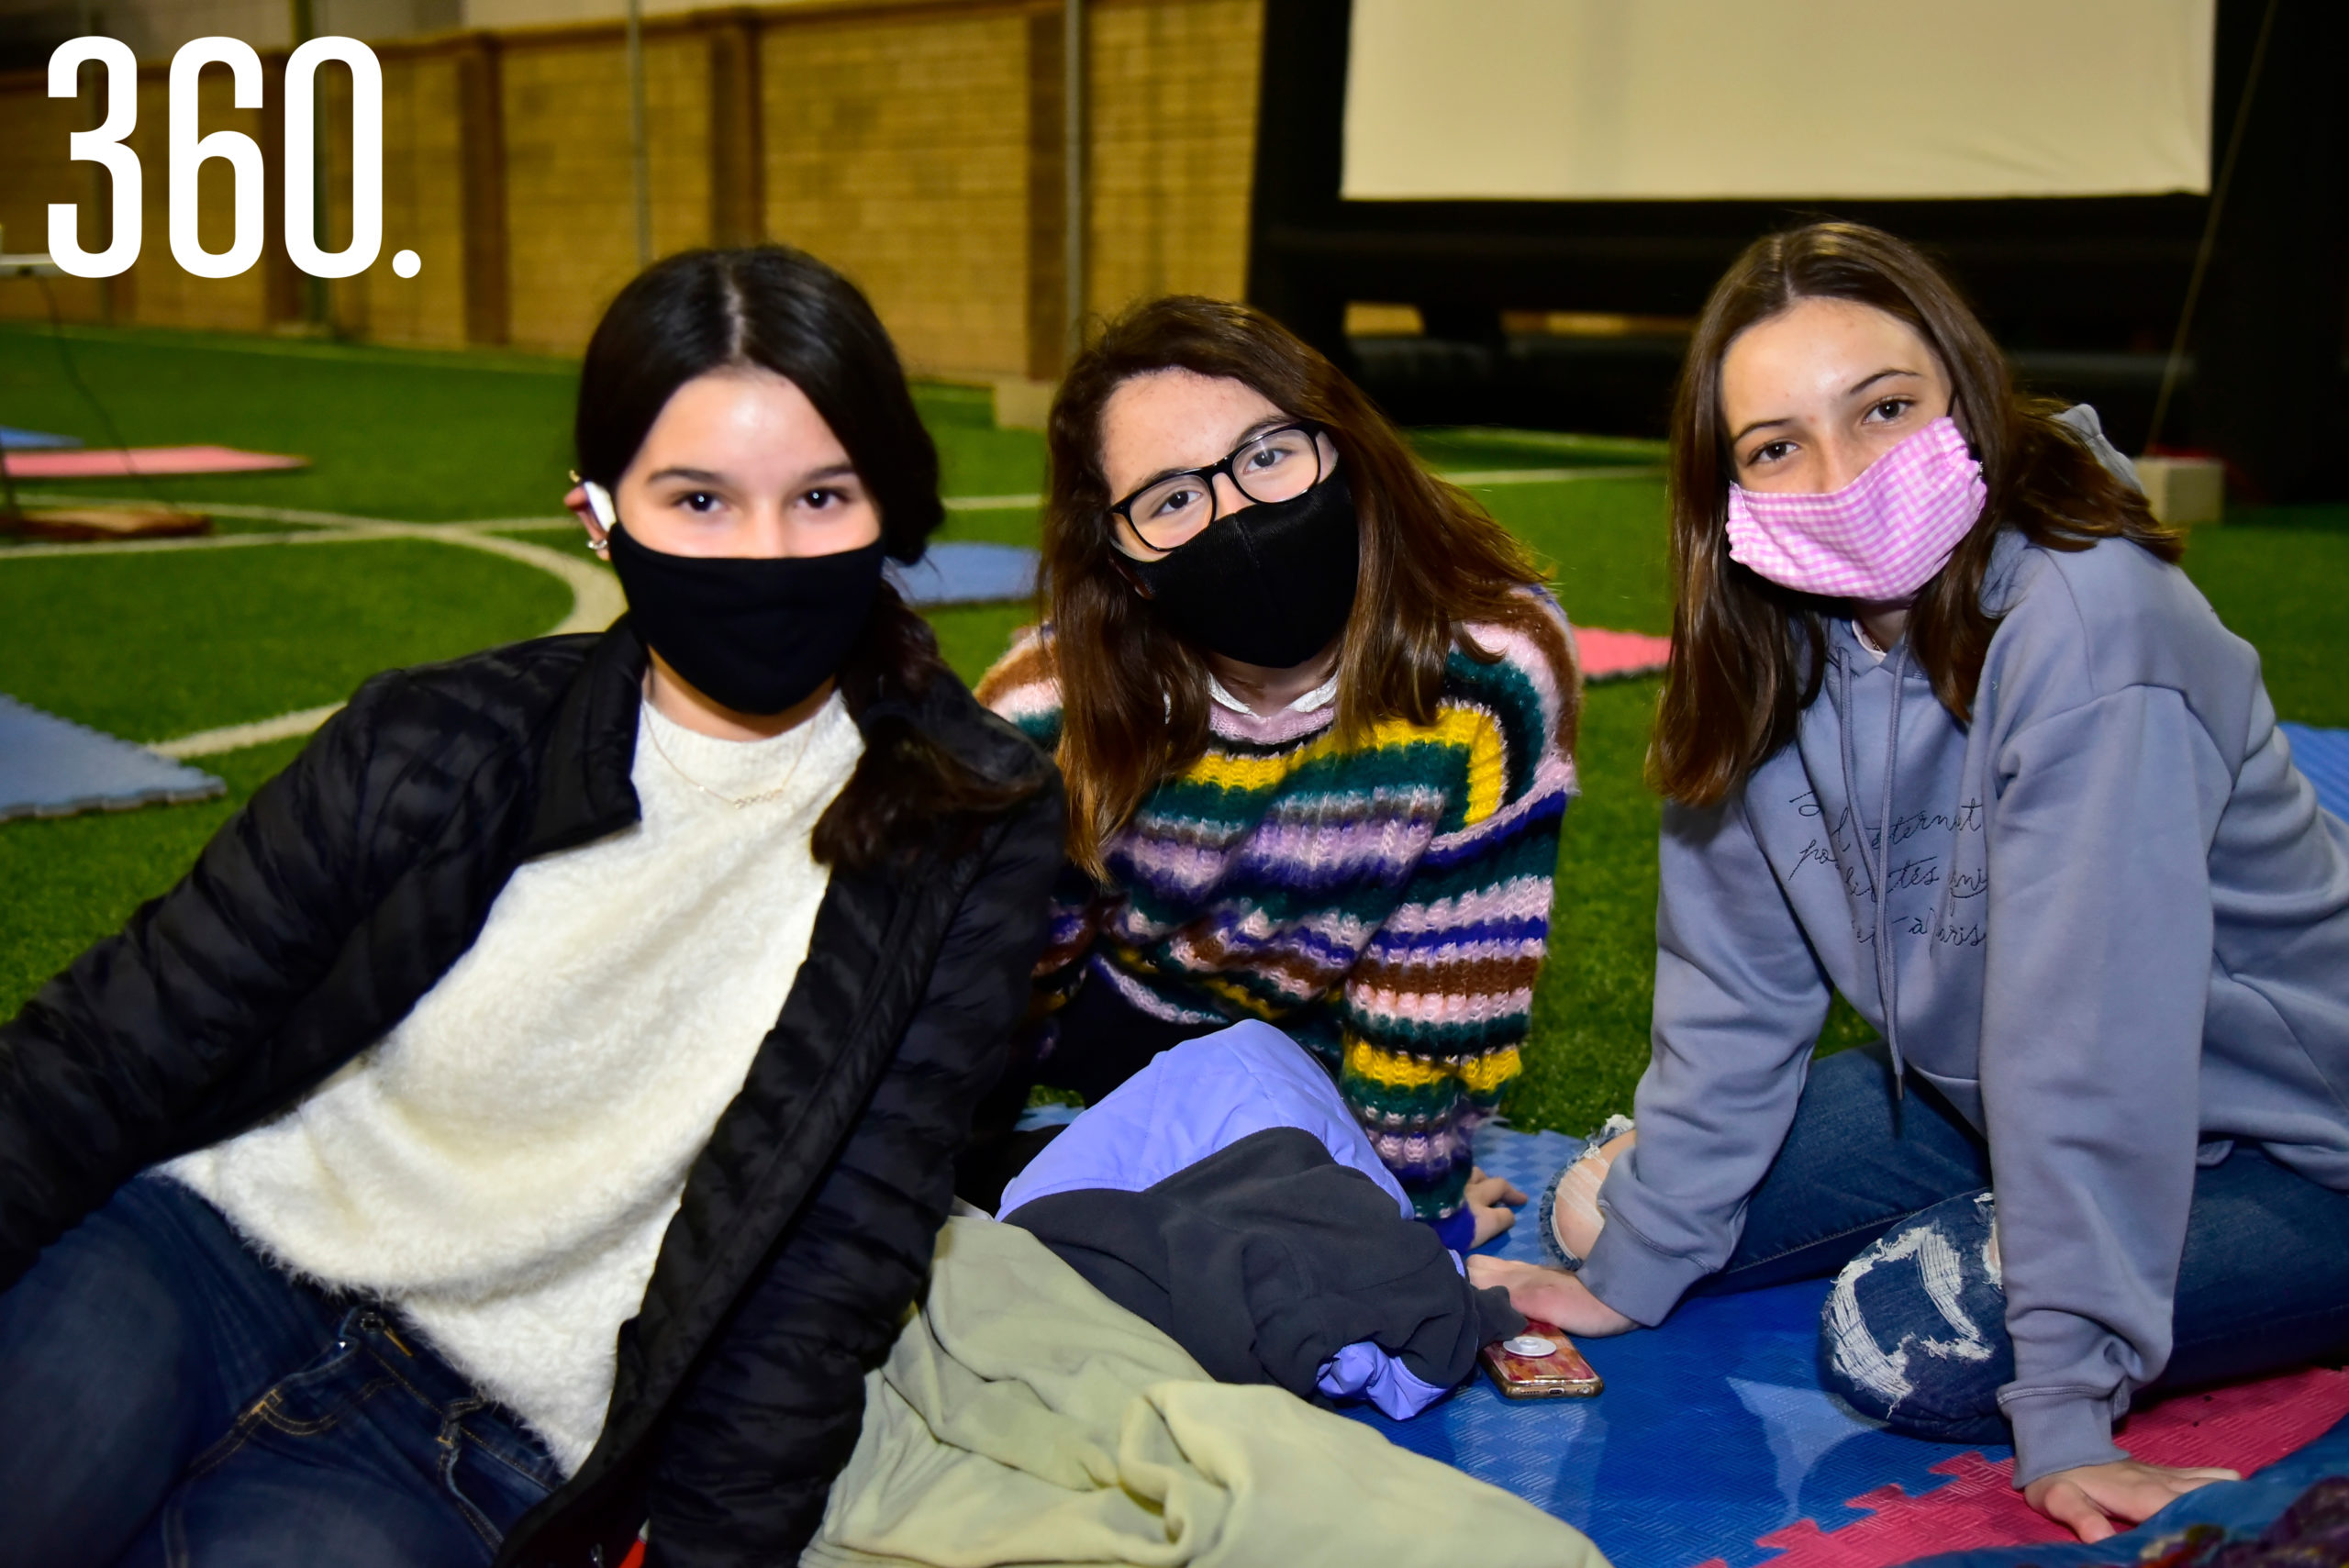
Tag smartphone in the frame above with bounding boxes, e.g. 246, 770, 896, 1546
1479, 1319, 1603, 1399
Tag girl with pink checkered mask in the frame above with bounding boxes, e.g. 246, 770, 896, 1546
1482, 222, 2349, 1547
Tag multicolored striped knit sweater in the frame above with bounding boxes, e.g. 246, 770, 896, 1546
976, 590, 1579, 1221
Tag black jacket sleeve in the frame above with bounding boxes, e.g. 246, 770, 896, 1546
639, 775, 1065, 1567
0, 674, 433, 1283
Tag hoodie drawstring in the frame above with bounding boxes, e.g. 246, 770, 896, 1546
1831, 636, 1911, 1089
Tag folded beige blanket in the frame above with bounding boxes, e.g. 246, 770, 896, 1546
804, 1216, 1609, 1568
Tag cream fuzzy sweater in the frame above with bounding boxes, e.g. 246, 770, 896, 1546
167, 693, 863, 1473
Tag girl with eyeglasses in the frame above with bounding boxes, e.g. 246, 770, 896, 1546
0, 246, 1063, 1567
964, 295, 1581, 1253
1479, 222, 2349, 1544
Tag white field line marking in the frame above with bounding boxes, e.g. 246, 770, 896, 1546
942, 493, 1044, 512
0, 526, 403, 559
150, 704, 349, 759
10, 471, 1662, 758
1449, 466, 1664, 486
5, 496, 624, 756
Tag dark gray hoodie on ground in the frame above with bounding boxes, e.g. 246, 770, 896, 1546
1579, 411, 2349, 1486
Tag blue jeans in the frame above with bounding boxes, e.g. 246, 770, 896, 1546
0, 1175, 561, 1567
1702, 1044, 2349, 1441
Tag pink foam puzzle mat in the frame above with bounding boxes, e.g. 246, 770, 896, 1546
2, 444, 306, 478
1577, 626, 1672, 681
1342, 1123, 2349, 1568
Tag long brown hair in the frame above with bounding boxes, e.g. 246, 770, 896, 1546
1040, 295, 1564, 877
1650, 222, 2181, 807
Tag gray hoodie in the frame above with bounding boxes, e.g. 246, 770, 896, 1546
1579, 413, 2349, 1486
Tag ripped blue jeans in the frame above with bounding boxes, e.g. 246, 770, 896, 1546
0, 1174, 561, 1567
1699, 1044, 2349, 1444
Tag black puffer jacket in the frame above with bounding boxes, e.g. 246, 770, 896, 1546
0, 621, 1063, 1567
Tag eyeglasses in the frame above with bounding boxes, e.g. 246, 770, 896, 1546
1108, 422, 1330, 555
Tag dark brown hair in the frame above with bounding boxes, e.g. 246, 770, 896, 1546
577, 246, 1037, 869
1651, 222, 2182, 807
1038, 295, 1569, 876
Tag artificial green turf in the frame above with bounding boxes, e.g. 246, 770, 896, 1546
0, 322, 582, 521
935, 504, 1051, 550
0, 737, 307, 1019
2174, 505, 2349, 728
1467, 474, 1676, 636
1409, 426, 1666, 473
927, 603, 1035, 688
914, 383, 1049, 500
2, 325, 2343, 1140
0, 538, 569, 742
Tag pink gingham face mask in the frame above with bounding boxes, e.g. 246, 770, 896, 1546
1724, 416, 1986, 601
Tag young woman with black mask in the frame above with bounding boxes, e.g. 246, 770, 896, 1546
966, 295, 1581, 1251
0, 246, 1063, 1568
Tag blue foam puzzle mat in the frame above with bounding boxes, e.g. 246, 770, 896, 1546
0, 427, 82, 450
1343, 1122, 2001, 1568
2281, 724, 2349, 823
1014, 1101, 1085, 1130
888, 541, 1037, 607
0, 695, 225, 821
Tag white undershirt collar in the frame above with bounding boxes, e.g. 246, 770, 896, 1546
1207, 670, 1341, 717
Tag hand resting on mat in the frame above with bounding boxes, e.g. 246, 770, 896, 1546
1465, 1256, 1637, 1338
2024, 1459, 2241, 1544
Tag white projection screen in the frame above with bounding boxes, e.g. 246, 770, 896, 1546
1342, 0, 2215, 202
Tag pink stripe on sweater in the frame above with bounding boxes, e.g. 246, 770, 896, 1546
1375, 875, 1558, 935
1347, 983, 1538, 1030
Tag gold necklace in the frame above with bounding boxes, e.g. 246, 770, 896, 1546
643, 706, 820, 809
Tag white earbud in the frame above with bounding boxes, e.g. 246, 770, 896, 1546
583, 481, 618, 530
581, 480, 618, 555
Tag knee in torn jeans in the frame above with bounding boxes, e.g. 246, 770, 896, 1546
1818, 1189, 2013, 1442
1537, 1114, 1634, 1270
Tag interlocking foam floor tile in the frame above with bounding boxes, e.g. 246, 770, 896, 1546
1902, 1415, 2349, 1568
2280, 724, 2349, 821
1739, 1373, 2349, 1568
0, 426, 81, 450
1348, 1125, 2349, 1568
1577, 627, 1673, 682
2, 444, 304, 478
890, 541, 1037, 607
0, 694, 225, 821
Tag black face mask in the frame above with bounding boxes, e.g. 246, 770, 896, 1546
605, 522, 885, 716
1122, 471, 1360, 669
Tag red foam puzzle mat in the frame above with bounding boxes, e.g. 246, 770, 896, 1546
1721, 1370, 2349, 1568
1577, 625, 1672, 681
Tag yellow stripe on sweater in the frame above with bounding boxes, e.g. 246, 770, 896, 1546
1180, 706, 1499, 799
1344, 1036, 1522, 1095
1464, 717, 1506, 827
